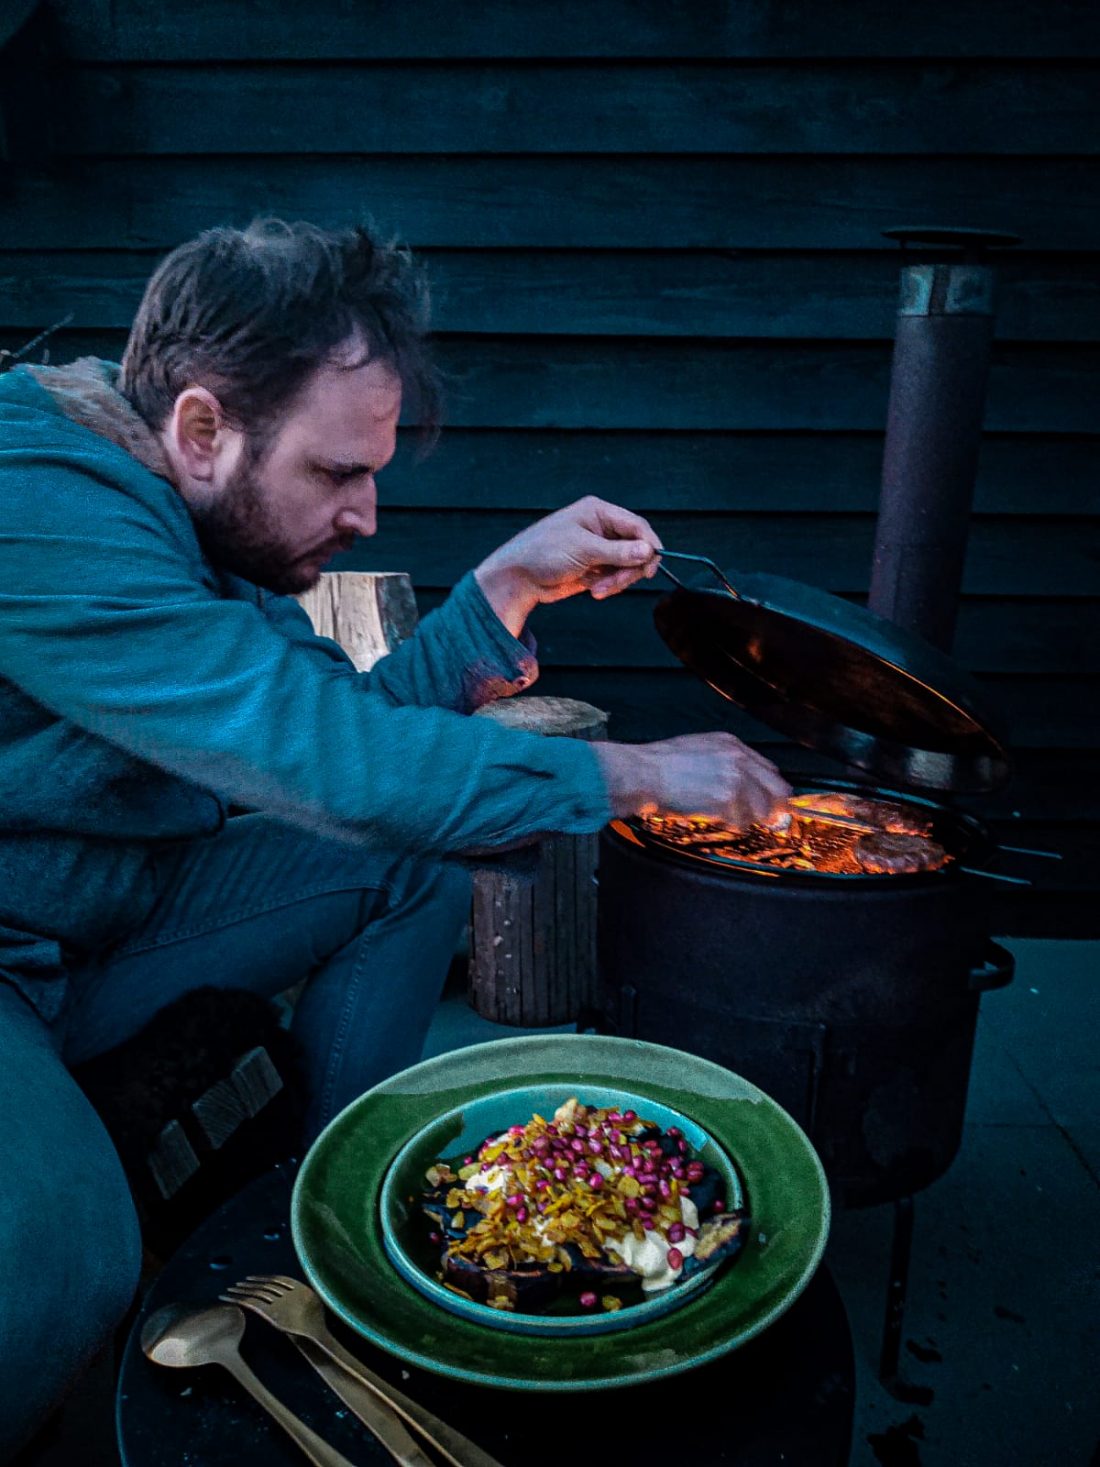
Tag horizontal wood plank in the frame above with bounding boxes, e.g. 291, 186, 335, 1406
428, 339, 1100, 435
3, 250, 1099, 343
528, 667, 1099, 750
8, 332, 1100, 434
380, 431, 1100, 517
3, 158, 1099, 251
335, 510, 1100, 596
47, 0, 1100, 60
412, 592, 1098, 677
53, 63, 1100, 157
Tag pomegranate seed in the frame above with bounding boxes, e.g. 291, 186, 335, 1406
658, 1179, 672, 1199
668, 1222, 686, 1243
429, 1231, 443, 1244
623, 1110, 637, 1123
589, 1172, 604, 1190
713, 1197, 727, 1213
588, 1138, 604, 1155
553, 1167, 568, 1181
506, 1193, 522, 1208
515, 1207, 528, 1223
579, 1291, 598, 1308
667, 1126, 682, 1138
625, 1197, 640, 1214
667, 1247, 684, 1270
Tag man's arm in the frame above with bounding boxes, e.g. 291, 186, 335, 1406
0, 459, 610, 854
262, 570, 538, 715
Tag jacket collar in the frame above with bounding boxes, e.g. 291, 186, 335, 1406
26, 356, 174, 482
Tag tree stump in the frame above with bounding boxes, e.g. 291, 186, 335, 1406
294, 570, 418, 672
468, 696, 609, 1027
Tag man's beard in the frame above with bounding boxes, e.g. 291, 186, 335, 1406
190, 453, 320, 596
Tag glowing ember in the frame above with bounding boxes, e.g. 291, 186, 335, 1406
638, 792, 949, 876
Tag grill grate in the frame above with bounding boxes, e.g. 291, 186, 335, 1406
634, 793, 951, 879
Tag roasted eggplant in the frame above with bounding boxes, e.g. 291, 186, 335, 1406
419, 1098, 749, 1314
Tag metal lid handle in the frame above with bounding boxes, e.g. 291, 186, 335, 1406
656, 549, 739, 599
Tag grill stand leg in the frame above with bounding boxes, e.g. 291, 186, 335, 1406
878, 1194, 931, 1403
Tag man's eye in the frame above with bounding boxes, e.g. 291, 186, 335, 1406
327, 468, 365, 484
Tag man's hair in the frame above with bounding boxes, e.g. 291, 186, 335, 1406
120, 218, 440, 451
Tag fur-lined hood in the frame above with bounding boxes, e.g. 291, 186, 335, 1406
25, 356, 174, 482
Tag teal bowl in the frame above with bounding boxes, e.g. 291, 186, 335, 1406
378, 1082, 744, 1337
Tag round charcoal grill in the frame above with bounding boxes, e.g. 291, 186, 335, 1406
595, 553, 1023, 1212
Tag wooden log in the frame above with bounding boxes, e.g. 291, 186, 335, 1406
468, 696, 609, 1027
283, 571, 417, 1011
293, 570, 418, 671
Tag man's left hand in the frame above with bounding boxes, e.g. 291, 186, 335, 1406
474, 497, 662, 637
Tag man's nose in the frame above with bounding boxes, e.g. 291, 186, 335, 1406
334, 482, 377, 537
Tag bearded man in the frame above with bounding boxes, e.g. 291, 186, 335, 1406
0, 217, 787, 1451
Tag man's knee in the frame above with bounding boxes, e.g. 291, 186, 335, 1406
0, 993, 141, 1455
391, 851, 472, 918
0, 1141, 140, 1455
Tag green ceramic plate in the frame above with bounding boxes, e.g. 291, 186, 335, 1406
291, 1035, 830, 1392
378, 1083, 745, 1337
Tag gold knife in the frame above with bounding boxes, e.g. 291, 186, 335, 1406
271, 1335, 434, 1466
292, 1336, 506, 1467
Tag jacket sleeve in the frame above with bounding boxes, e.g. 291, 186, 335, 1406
0, 455, 611, 853
261, 571, 540, 714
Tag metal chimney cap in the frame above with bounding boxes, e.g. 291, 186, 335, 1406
883, 226, 1022, 252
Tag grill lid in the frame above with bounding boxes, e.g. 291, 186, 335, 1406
653, 552, 1010, 794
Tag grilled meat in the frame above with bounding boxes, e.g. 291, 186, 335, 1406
855, 831, 946, 875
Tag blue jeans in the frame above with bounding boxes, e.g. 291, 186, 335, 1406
0, 815, 470, 1457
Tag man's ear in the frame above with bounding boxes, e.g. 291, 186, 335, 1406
166, 386, 238, 484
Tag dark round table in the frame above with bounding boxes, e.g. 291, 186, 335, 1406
118, 1162, 854, 1466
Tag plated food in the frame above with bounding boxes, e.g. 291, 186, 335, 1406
296, 1035, 830, 1387
420, 1096, 748, 1315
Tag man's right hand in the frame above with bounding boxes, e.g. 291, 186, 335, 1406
595, 733, 791, 830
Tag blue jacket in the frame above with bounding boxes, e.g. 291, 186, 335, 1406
0, 360, 610, 1018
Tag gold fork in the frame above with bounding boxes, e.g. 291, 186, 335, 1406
222, 1275, 506, 1467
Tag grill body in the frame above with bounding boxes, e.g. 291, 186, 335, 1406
595, 781, 1012, 1208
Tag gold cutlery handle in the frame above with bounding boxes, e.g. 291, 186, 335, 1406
296, 1340, 436, 1466
221, 1355, 358, 1467
311, 1329, 506, 1467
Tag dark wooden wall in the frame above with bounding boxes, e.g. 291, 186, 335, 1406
1, 1, 1097, 933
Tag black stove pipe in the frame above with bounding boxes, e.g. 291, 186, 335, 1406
867, 226, 1020, 653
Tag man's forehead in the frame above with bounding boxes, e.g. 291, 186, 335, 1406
290, 351, 402, 444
